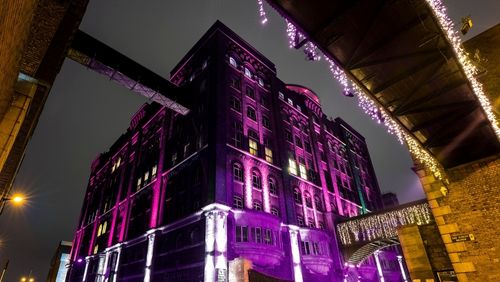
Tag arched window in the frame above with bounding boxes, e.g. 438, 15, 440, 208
229, 56, 238, 68
269, 177, 277, 196
233, 163, 244, 182
304, 191, 312, 208
271, 206, 279, 216
293, 188, 302, 204
244, 66, 252, 78
252, 170, 262, 190
253, 201, 262, 211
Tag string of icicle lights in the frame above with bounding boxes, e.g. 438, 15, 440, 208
255, 0, 500, 180
336, 202, 433, 245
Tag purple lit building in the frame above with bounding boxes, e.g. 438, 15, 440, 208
67, 21, 406, 282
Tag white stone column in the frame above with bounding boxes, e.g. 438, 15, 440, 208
373, 250, 385, 282
289, 226, 303, 282
144, 233, 156, 282
397, 255, 408, 282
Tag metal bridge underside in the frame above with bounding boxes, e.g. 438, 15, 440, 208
68, 30, 191, 115
266, 0, 500, 168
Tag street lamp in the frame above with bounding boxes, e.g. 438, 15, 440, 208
0, 193, 26, 215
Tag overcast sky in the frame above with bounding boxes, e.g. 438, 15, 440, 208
0, 1, 498, 280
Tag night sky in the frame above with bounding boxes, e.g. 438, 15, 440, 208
0, 1, 498, 280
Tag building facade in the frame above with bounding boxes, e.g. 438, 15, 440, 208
67, 21, 405, 282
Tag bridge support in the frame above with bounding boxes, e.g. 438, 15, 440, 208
373, 250, 385, 282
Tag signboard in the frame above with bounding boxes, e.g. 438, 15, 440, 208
451, 233, 475, 242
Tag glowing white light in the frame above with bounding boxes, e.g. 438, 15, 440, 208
256, 0, 268, 24
374, 250, 385, 282
144, 234, 155, 282
82, 258, 90, 282
337, 202, 432, 245
289, 227, 303, 282
397, 255, 408, 282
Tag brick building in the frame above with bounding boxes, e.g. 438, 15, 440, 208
67, 21, 406, 282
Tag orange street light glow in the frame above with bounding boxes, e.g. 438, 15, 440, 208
11, 194, 25, 205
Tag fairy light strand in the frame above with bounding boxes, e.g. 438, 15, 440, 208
256, 0, 268, 24
425, 0, 500, 139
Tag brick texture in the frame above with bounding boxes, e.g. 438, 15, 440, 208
415, 156, 500, 282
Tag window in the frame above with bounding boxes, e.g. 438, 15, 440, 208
233, 163, 244, 182
246, 87, 255, 99
258, 77, 265, 87
202, 59, 208, 70
299, 164, 307, 180
296, 105, 301, 112
313, 242, 321, 255
268, 178, 277, 196
230, 96, 241, 111
236, 226, 248, 242
300, 241, 311, 255
231, 76, 241, 89
253, 201, 262, 211
252, 170, 262, 190
252, 227, 262, 243
289, 158, 297, 175
284, 130, 292, 142
297, 215, 305, 227
287, 98, 293, 106
308, 217, 315, 228
319, 221, 325, 229
294, 188, 302, 204
248, 130, 258, 156
304, 141, 311, 153
265, 147, 273, 163
247, 107, 257, 121
315, 195, 323, 211
305, 192, 312, 208
279, 92, 285, 100
295, 136, 302, 148
229, 56, 238, 68
271, 207, 279, 216
232, 121, 243, 148
233, 195, 243, 209
244, 67, 252, 78
264, 229, 273, 245
249, 139, 258, 156
262, 116, 271, 129
261, 95, 269, 108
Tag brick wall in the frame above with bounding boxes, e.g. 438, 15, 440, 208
0, 0, 38, 120
415, 156, 500, 282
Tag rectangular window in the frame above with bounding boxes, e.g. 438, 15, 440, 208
289, 159, 297, 175
230, 96, 241, 111
284, 130, 292, 142
279, 92, 284, 100
295, 136, 303, 148
231, 77, 241, 89
233, 196, 243, 209
242, 226, 248, 242
262, 116, 271, 129
265, 229, 273, 245
313, 242, 321, 255
300, 241, 311, 255
232, 122, 243, 148
249, 139, 258, 156
304, 141, 312, 153
265, 147, 273, 163
287, 98, 293, 106
253, 227, 262, 243
247, 107, 257, 121
236, 226, 249, 242
246, 87, 255, 99
261, 95, 269, 108
299, 164, 308, 180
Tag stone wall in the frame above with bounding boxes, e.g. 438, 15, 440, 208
415, 156, 500, 282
